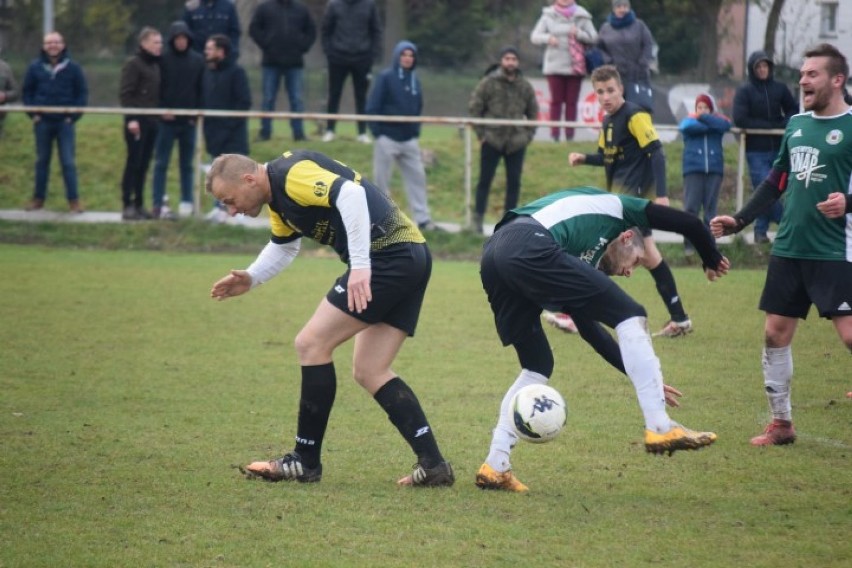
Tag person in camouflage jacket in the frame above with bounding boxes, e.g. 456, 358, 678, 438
468, 46, 539, 233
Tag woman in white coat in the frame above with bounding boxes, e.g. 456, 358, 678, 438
530, 0, 597, 141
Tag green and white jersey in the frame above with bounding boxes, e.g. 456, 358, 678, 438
504, 187, 649, 267
772, 109, 852, 261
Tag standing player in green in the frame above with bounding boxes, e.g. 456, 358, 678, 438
712, 43, 852, 446
475, 187, 730, 492
568, 65, 692, 338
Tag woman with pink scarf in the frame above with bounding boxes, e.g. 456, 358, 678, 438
530, 0, 597, 142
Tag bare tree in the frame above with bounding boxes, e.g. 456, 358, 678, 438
763, 0, 785, 57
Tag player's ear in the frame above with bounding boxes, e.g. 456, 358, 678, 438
622, 229, 634, 243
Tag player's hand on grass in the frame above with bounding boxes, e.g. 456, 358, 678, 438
211, 270, 252, 300
816, 192, 847, 219
663, 384, 682, 408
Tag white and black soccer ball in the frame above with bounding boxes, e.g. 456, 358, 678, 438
510, 384, 567, 443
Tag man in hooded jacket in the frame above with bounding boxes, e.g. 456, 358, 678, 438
152, 21, 205, 218
366, 40, 439, 232
733, 51, 798, 243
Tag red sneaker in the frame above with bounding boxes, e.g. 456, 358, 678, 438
750, 419, 796, 446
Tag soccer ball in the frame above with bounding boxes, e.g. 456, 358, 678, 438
510, 384, 567, 443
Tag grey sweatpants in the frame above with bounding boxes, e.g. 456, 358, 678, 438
372, 135, 432, 225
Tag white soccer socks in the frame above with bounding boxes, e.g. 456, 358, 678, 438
616, 316, 672, 434
762, 346, 793, 421
485, 369, 548, 472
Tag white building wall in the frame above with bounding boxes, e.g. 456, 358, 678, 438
746, 0, 852, 69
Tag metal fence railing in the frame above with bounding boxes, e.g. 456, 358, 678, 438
3, 105, 782, 226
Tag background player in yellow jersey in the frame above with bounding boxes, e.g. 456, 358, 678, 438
712, 43, 852, 446
568, 65, 692, 338
207, 150, 454, 486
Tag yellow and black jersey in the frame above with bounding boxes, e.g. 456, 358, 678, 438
265, 150, 424, 263
597, 101, 662, 198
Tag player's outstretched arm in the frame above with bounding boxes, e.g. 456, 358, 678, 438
211, 270, 253, 300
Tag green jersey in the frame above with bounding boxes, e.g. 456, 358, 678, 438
772, 110, 852, 261
503, 187, 650, 268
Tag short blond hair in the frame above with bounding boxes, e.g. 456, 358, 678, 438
205, 153, 259, 194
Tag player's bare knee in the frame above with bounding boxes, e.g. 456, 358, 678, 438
294, 330, 328, 363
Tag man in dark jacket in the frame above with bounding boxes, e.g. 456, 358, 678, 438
202, 34, 251, 222
119, 27, 162, 221
320, 0, 383, 143
733, 51, 798, 243
152, 21, 205, 219
183, 0, 241, 58
366, 40, 439, 231
468, 46, 538, 234
249, 0, 316, 142
21, 31, 88, 212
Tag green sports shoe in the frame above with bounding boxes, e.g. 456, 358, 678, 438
644, 423, 717, 455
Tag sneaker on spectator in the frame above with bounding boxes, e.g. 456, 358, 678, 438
205, 206, 228, 224
321, 131, 336, 142
356, 133, 372, 144
653, 319, 693, 338
155, 205, 177, 221
26, 198, 45, 211
122, 206, 142, 221
418, 220, 445, 232
68, 199, 84, 213
178, 201, 194, 218
542, 311, 578, 333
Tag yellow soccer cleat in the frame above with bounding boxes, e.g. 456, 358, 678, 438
644, 423, 717, 456
474, 463, 529, 493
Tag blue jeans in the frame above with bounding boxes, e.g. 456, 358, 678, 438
152, 120, 197, 206
261, 65, 305, 139
746, 151, 783, 236
33, 119, 79, 201
683, 172, 722, 249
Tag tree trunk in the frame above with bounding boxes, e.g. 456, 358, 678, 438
695, 0, 724, 81
383, 0, 406, 67
764, 0, 786, 58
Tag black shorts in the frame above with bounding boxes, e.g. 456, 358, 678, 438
759, 256, 852, 319
480, 218, 645, 346
326, 242, 431, 336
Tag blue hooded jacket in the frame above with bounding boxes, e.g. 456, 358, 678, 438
678, 94, 731, 176
365, 40, 421, 142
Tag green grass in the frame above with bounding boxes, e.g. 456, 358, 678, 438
0, 244, 849, 567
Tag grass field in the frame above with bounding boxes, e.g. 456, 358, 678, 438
0, 244, 849, 567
